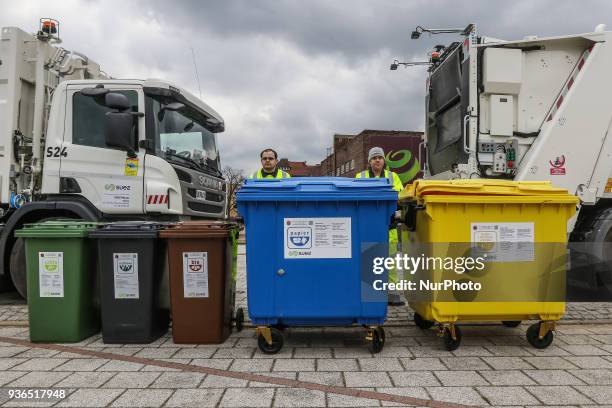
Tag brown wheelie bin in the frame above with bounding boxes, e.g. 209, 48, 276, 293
160, 221, 243, 344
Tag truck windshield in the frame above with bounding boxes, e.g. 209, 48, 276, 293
150, 98, 221, 176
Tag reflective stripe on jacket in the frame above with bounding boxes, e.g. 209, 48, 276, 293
249, 168, 291, 179
356, 169, 402, 192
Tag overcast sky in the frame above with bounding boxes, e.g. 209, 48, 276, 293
2, 0, 611, 174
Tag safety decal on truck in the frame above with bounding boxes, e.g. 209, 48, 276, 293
605, 178, 612, 193
284, 217, 351, 259
147, 194, 169, 205
182, 252, 209, 298
549, 155, 566, 175
113, 253, 139, 299
471, 222, 534, 262
38, 252, 64, 297
124, 158, 138, 176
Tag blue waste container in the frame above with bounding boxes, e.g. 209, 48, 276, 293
237, 177, 398, 354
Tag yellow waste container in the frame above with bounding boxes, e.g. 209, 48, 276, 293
398, 180, 578, 350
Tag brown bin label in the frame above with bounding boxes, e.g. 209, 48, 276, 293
182, 252, 209, 298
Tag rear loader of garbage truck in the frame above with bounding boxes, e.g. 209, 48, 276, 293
402, 24, 612, 296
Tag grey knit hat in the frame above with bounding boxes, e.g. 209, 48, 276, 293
368, 147, 385, 161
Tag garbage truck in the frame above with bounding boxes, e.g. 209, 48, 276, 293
401, 23, 612, 295
0, 19, 229, 297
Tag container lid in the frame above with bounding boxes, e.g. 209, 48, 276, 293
237, 177, 398, 203
399, 179, 579, 203
159, 221, 237, 239
15, 219, 99, 238
89, 221, 163, 239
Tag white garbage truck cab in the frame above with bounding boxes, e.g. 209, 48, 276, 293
0, 20, 228, 297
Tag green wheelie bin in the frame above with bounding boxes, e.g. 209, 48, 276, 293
15, 220, 100, 342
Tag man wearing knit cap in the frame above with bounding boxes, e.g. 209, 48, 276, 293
356, 147, 404, 305
356, 147, 403, 190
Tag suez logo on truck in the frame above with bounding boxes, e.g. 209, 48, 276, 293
104, 184, 132, 192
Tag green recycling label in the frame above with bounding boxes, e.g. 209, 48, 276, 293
38, 252, 64, 297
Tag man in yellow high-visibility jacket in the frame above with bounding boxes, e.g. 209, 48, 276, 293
356, 147, 404, 305
249, 148, 291, 179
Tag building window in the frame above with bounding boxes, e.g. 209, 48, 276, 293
350, 159, 355, 171
336, 168, 340, 176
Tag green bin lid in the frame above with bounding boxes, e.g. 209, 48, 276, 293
14, 219, 99, 238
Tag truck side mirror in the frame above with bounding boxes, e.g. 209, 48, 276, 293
105, 112, 137, 158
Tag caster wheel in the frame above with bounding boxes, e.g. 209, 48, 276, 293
234, 308, 244, 332
369, 327, 385, 354
257, 327, 284, 354
414, 313, 435, 329
526, 322, 554, 349
379, 327, 386, 344
502, 320, 521, 328
443, 326, 462, 351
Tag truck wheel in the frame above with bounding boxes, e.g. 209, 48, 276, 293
572, 208, 612, 298
9, 238, 27, 299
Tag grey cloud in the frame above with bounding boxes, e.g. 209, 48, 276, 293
3, 0, 612, 174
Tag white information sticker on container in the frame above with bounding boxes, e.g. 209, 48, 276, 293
113, 253, 139, 299
284, 217, 351, 259
471, 222, 535, 262
182, 252, 209, 298
38, 252, 64, 297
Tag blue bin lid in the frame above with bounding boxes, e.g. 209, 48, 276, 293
236, 177, 398, 202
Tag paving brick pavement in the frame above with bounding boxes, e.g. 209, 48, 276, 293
0, 244, 610, 407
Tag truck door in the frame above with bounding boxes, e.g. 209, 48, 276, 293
59, 85, 145, 214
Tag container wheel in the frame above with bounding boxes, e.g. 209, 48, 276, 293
369, 327, 385, 354
257, 327, 284, 354
443, 325, 462, 351
526, 322, 554, 349
414, 312, 435, 329
378, 326, 386, 344
502, 321, 521, 328
234, 308, 244, 332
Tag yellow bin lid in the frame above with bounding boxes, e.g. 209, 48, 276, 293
399, 179, 578, 203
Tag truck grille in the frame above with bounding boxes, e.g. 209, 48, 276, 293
188, 202, 224, 214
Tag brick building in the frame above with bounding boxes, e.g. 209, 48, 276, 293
318, 129, 424, 185
277, 159, 320, 176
